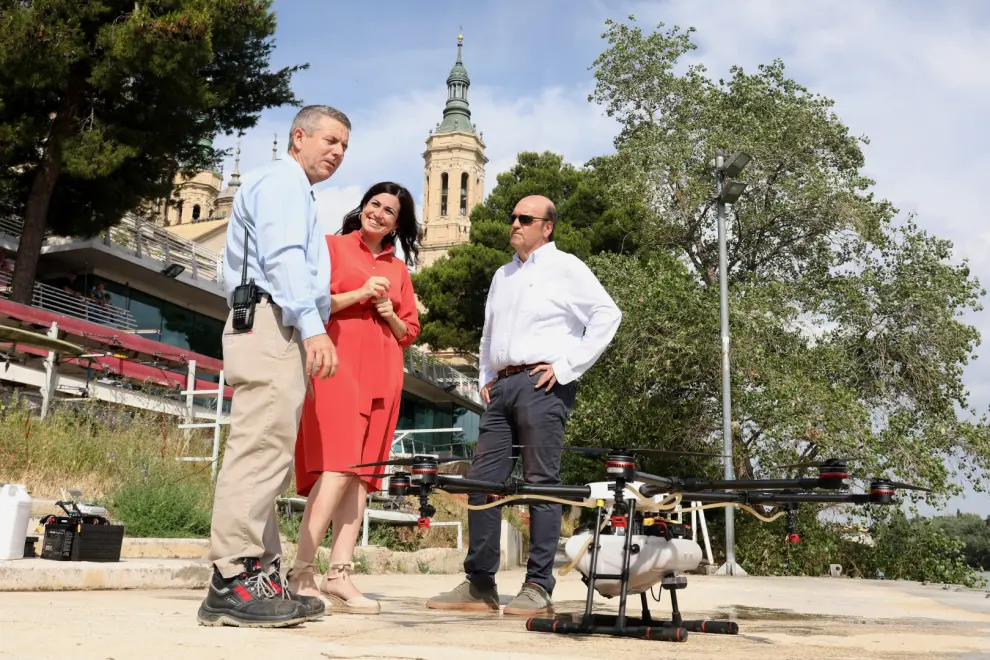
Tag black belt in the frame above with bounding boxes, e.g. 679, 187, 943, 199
496, 364, 541, 379
255, 288, 279, 308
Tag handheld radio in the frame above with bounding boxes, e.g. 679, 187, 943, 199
230, 227, 258, 331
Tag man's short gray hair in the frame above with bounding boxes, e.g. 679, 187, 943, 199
287, 105, 351, 149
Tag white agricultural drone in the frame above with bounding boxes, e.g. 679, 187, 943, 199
351, 446, 927, 644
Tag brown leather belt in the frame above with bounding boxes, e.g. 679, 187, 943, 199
496, 364, 541, 379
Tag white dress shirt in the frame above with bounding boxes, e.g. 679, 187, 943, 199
478, 242, 622, 392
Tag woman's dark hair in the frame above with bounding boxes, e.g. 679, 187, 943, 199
338, 181, 420, 267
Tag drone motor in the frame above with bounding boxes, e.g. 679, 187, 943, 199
604, 450, 637, 481
386, 472, 412, 497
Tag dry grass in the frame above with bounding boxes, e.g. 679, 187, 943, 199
0, 395, 224, 501
0, 396, 554, 551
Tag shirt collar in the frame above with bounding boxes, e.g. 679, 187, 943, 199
513, 241, 556, 265
279, 156, 316, 200
347, 228, 395, 257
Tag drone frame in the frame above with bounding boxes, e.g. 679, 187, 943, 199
351, 449, 923, 644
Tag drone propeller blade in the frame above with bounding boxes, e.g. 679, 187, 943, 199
513, 445, 724, 458
348, 472, 392, 479
350, 455, 467, 469
883, 480, 932, 493
776, 456, 868, 470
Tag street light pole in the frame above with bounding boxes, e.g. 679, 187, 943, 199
714, 150, 750, 577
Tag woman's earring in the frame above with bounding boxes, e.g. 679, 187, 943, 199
391, 230, 397, 236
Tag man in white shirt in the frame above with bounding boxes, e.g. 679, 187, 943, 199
426, 194, 622, 617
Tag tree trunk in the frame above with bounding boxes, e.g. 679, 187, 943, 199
11, 152, 62, 304
11, 99, 77, 305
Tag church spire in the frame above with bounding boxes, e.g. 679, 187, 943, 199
228, 137, 242, 189
436, 33, 474, 134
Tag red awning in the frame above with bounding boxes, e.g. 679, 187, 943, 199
0, 298, 232, 399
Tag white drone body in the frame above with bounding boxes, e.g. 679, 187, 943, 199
578, 480, 673, 510
563, 481, 704, 597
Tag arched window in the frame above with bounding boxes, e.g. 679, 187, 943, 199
440, 173, 448, 216
460, 173, 468, 215
192, 204, 201, 221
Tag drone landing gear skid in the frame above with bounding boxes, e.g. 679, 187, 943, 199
525, 501, 738, 642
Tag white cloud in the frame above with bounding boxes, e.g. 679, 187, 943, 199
314, 185, 362, 237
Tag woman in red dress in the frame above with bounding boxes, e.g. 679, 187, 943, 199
287, 181, 421, 614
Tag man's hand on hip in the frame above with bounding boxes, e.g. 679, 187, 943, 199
530, 364, 557, 391
303, 333, 338, 379
481, 378, 497, 404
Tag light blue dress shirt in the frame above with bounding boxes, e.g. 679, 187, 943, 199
223, 157, 331, 341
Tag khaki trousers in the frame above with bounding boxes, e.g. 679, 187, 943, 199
208, 298, 307, 578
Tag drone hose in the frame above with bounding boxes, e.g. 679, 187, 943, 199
677, 502, 787, 523
622, 484, 788, 523
462, 494, 598, 510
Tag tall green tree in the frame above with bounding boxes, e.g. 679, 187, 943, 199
577, 15, 990, 500
412, 150, 645, 353
0, 0, 306, 303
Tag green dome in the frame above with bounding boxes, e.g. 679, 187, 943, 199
436, 35, 475, 134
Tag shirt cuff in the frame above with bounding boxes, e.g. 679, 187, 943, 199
551, 357, 577, 385
480, 368, 496, 392
296, 308, 326, 341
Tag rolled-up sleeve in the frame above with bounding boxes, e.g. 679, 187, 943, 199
248, 169, 325, 340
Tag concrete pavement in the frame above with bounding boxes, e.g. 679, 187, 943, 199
2, 569, 990, 660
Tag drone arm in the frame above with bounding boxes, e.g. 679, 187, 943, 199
632, 471, 680, 491
639, 478, 845, 499
434, 475, 591, 500
677, 491, 874, 506
434, 475, 510, 492
681, 478, 834, 491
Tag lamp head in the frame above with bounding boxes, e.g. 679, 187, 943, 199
722, 152, 752, 179
720, 180, 748, 204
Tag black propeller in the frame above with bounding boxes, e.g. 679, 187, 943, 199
776, 457, 867, 470
513, 445, 726, 458
867, 478, 931, 493
350, 455, 469, 469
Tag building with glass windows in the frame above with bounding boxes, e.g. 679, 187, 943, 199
0, 208, 483, 458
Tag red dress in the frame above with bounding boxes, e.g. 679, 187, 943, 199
294, 230, 420, 496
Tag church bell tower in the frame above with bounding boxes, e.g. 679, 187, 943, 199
419, 34, 488, 269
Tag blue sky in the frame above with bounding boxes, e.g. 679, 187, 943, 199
217, 0, 990, 517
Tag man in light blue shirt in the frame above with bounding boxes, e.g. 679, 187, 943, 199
198, 105, 349, 630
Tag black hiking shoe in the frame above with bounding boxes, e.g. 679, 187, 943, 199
197, 558, 306, 628
269, 559, 327, 621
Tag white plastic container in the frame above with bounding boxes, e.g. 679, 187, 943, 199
0, 484, 33, 560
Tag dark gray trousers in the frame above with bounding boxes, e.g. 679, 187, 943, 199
462, 369, 577, 596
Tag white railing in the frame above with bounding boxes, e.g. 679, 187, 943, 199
106, 214, 224, 285
177, 359, 228, 481
0, 214, 225, 288
0, 270, 138, 330
391, 428, 471, 457
404, 345, 482, 407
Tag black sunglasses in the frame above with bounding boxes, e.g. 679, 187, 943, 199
508, 213, 549, 225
